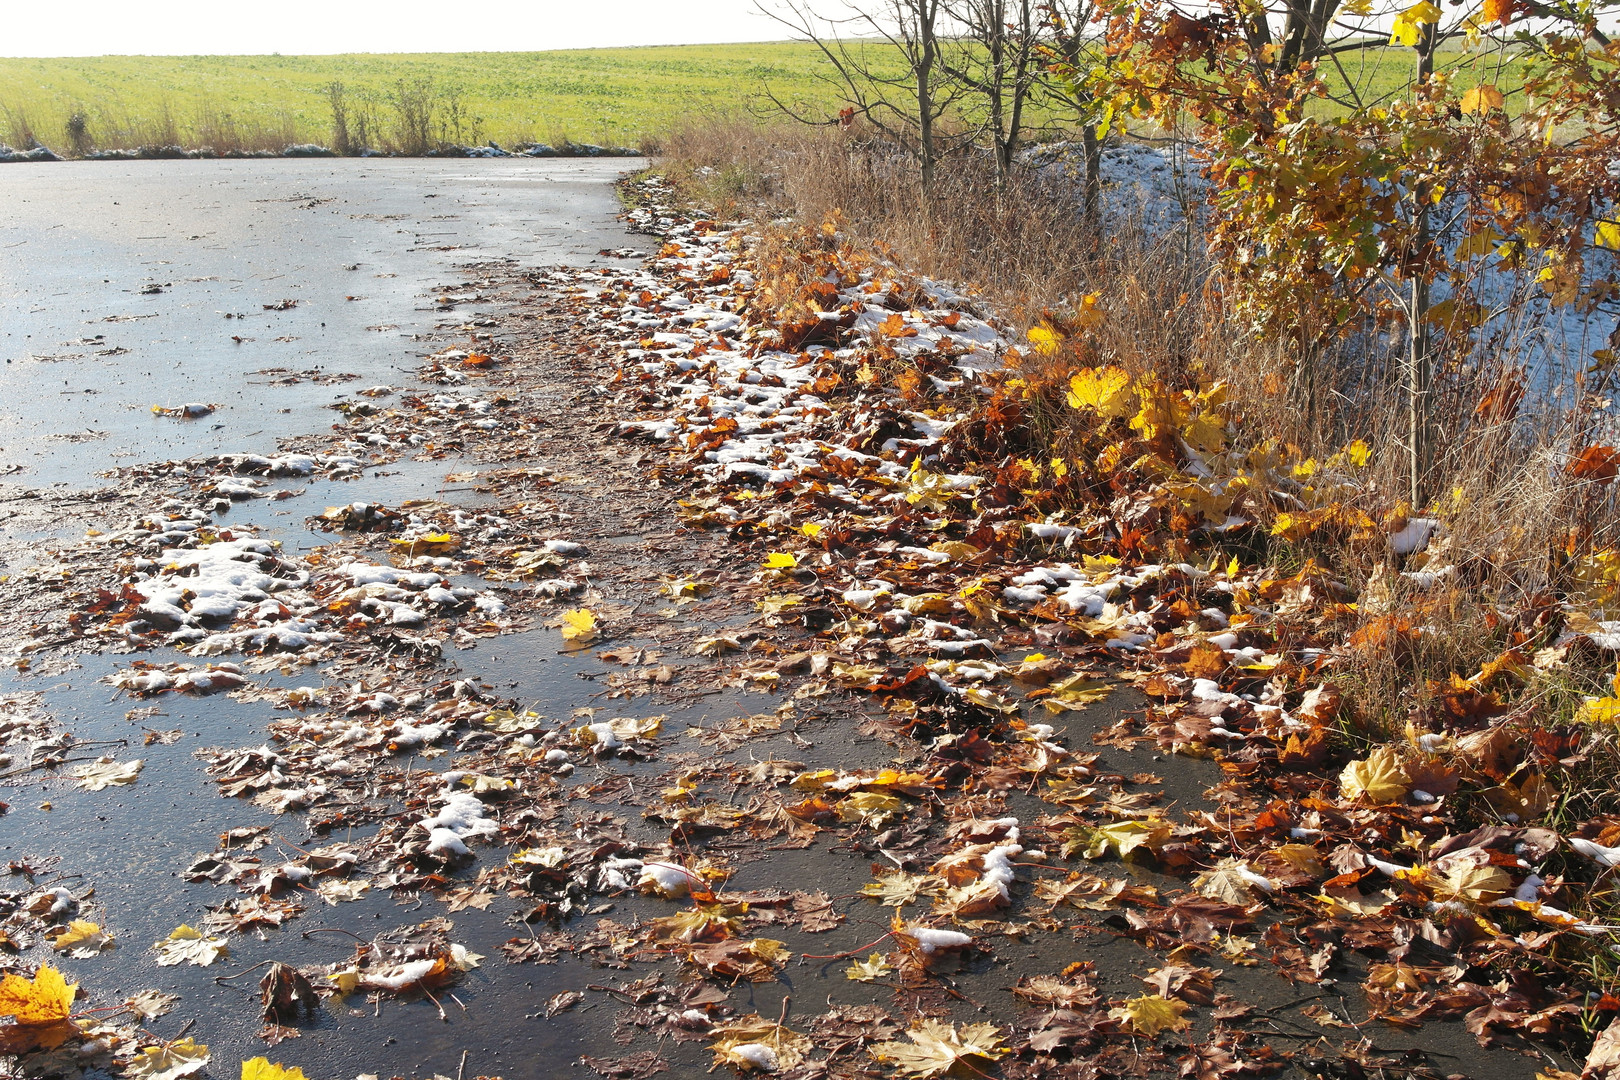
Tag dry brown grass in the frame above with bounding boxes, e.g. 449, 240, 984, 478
654, 117, 1620, 740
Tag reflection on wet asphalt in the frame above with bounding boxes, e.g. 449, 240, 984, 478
0, 158, 640, 487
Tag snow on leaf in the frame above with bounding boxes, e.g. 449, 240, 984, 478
845, 953, 894, 982
241, 1059, 307, 1080
123, 1037, 210, 1080
709, 1015, 812, 1072
1339, 746, 1411, 804
153, 925, 229, 967
869, 1019, 1007, 1078
1108, 993, 1191, 1037
71, 757, 143, 791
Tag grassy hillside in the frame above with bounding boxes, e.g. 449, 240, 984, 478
0, 43, 1498, 156
0, 44, 874, 153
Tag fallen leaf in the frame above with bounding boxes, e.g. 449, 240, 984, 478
71, 758, 143, 791
845, 953, 894, 982
48, 920, 115, 956
1108, 993, 1191, 1037
1339, 746, 1411, 804
124, 1037, 210, 1080
709, 1015, 813, 1071
153, 925, 229, 967
870, 1020, 1007, 1078
0, 965, 76, 1053
241, 1058, 307, 1080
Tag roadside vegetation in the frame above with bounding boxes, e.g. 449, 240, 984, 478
637, 0, 1620, 1067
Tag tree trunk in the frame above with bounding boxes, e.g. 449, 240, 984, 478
1081, 122, 1102, 231
1407, 23, 1436, 507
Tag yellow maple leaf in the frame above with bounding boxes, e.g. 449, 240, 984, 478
1434, 862, 1512, 903
1577, 696, 1620, 724
1084, 818, 1172, 859
1596, 221, 1620, 251
1066, 365, 1134, 419
1346, 439, 1372, 466
125, 1037, 211, 1080
1340, 746, 1411, 804
242, 1059, 308, 1080
1460, 84, 1505, 114
1390, 0, 1441, 45
1027, 323, 1063, 356
559, 608, 597, 642
799, 522, 823, 539
762, 552, 799, 569
49, 920, 114, 955
709, 1015, 813, 1072
845, 953, 894, 982
870, 1020, 1007, 1078
1108, 994, 1191, 1036
1342, 0, 1374, 13
0, 966, 76, 1045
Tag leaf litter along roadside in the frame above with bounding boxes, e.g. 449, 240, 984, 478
0, 179, 1611, 1080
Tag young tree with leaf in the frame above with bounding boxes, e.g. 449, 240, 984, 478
1094, 0, 1620, 503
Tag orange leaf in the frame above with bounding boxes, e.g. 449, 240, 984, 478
1570, 445, 1620, 484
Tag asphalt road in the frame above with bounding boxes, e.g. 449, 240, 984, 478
0, 157, 644, 489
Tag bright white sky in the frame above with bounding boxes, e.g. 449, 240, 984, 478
3, 0, 798, 57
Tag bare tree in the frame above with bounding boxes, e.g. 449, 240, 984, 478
758, 0, 968, 192
938, 0, 1039, 183
1034, 0, 1106, 228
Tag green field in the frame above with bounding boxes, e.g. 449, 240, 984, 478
0, 44, 870, 154
0, 43, 1517, 157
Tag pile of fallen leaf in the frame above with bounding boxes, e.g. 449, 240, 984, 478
4, 168, 1620, 1080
